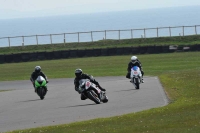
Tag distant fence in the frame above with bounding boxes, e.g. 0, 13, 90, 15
0, 44, 199, 64
0, 25, 200, 47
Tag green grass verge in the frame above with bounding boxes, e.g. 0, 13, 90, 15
0, 90, 8, 92
0, 52, 199, 81
4, 51, 200, 133
1, 35, 200, 55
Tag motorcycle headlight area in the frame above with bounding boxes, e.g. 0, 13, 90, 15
85, 81, 91, 88
133, 71, 138, 74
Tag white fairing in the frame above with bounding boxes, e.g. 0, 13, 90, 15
36, 76, 45, 82
130, 66, 142, 89
79, 79, 101, 93
130, 66, 142, 78
78, 79, 108, 103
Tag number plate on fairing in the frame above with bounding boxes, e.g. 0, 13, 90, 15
134, 71, 138, 74
86, 81, 91, 88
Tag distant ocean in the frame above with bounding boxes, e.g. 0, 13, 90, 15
0, 6, 200, 47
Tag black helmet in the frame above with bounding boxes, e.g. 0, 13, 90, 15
75, 68, 82, 78
35, 66, 41, 73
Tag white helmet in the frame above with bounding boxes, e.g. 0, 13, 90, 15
131, 56, 137, 63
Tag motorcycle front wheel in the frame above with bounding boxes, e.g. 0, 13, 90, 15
37, 87, 46, 100
87, 90, 101, 104
135, 78, 140, 89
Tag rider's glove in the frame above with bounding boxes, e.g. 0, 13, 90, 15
75, 87, 81, 94
77, 87, 83, 94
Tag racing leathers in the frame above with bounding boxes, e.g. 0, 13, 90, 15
126, 59, 144, 79
30, 71, 48, 91
74, 73, 106, 100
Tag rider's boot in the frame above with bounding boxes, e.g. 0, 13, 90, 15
81, 93, 87, 100
141, 77, 144, 83
45, 87, 48, 91
33, 84, 37, 93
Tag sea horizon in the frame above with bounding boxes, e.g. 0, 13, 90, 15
0, 5, 200, 47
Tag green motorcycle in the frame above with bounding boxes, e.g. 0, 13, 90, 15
35, 76, 48, 100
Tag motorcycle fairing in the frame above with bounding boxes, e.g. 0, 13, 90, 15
35, 76, 47, 88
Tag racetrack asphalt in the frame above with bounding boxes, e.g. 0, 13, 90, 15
0, 76, 169, 132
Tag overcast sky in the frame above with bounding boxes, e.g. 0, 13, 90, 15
1, 0, 200, 19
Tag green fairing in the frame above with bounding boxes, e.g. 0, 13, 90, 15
35, 80, 47, 88
42, 80, 47, 86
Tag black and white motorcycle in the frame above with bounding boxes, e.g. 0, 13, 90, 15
130, 66, 142, 89
78, 79, 108, 104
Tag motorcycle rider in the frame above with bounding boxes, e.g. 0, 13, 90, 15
30, 66, 48, 92
74, 68, 106, 100
126, 56, 144, 83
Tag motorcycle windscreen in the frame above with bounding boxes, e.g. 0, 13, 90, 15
132, 66, 138, 71
131, 66, 139, 78
35, 76, 46, 87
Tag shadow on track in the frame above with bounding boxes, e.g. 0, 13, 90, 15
113, 89, 138, 92
18, 99, 41, 102
59, 103, 96, 108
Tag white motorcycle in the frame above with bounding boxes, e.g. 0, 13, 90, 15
78, 79, 108, 104
130, 66, 142, 89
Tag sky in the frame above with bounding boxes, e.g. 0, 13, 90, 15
1, 0, 200, 19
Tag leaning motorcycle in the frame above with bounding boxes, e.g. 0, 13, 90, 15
35, 76, 48, 100
78, 79, 108, 104
130, 66, 142, 89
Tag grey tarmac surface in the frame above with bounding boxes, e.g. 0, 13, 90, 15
0, 76, 168, 132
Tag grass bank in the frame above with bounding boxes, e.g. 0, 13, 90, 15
0, 35, 200, 55
3, 51, 200, 133
0, 52, 199, 81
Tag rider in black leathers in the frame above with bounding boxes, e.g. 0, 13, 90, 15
30, 66, 48, 92
74, 68, 106, 100
126, 56, 144, 82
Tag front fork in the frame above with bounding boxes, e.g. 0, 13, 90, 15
131, 77, 142, 83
